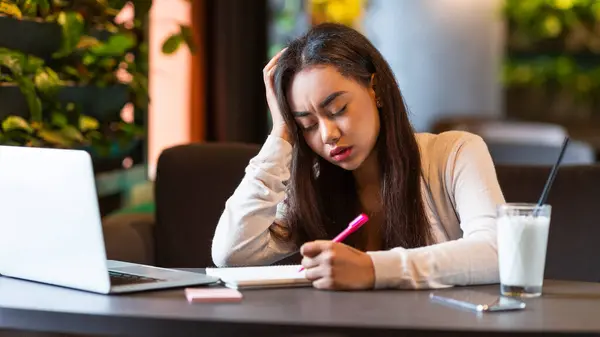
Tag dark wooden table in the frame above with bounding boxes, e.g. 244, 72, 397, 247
1, 269, 600, 337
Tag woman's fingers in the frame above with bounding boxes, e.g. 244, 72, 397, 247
306, 263, 336, 290
300, 252, 328, 272
263, 48, 287, 77
312, 277, 336, 290
304, 260, 332, 280
300, 240, 333, 258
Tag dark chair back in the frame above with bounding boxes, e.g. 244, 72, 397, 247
487, 141, 595, 166
154, 142, 260, 268
496, 165, 600, 282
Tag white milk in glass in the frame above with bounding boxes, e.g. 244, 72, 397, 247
496, 204, 551, 297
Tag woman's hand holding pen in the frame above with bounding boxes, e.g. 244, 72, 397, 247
300, 241, 375, 290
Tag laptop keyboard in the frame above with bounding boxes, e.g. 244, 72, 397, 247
109, 271, 161, 285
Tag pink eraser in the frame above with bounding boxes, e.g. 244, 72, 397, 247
185, 287, 243, 303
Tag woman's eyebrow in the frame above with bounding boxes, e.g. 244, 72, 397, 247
293, 111, 311, 117
293, 91, 347, 117
319, 91, 347, 109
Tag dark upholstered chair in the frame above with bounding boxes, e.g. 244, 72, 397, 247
102, 142, 600, 283
153, 142, 261, 268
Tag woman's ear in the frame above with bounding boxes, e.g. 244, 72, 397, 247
369, 73, 376, 96
370, 73, 381, 108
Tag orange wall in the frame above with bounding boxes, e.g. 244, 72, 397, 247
147, 0, 192, 180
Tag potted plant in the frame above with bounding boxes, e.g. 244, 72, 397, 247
0, 0, 195, 163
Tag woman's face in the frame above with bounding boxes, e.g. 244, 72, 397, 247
287, 65, 380, 171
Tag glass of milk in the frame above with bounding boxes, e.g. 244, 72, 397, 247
497, 203, 551, 298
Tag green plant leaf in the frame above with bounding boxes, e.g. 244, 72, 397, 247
139, 41, 149, 54
23, 55, 44, 74
65, 102, 76, 112
79, 115, 99, 131
0, 1, 22, 18
60, 125, 84, 142
61, 65, 81, 79
99, 0, 120, 17
22, 0, 51, 16
2, 116, 33, 133
37, 0, 50, 15
90, 33, 136, 56
129, 71, 149, 108
76, 35, 102, 50
34, 66, 62, 96
180, 25, 197, 53
44, 12, 57, 22
52, 0, 70, 8
52, 11, 85, 59
1, 126, 30, 144
21, 0, 38, 16
14, 77, 42, 122
86, 129, 103, 141
38, 128, 73, 147
51, 112, 68, 127
541, 14, 562, 37
0, 48, 25, 76
26, 137, 44, 147
30, 120, 42, 131
161, 33, 183, 54
104, 22, 119, 33
82, 53, 96, 66
118, 121, 144, 137
551, 0, 575, 10
98, 57, 117, 70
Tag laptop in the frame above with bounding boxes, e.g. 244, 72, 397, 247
0, 145, 220, 294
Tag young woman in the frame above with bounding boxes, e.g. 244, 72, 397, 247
211, 23, 505, 291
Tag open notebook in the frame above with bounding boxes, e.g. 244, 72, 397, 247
205, 265, 312, 289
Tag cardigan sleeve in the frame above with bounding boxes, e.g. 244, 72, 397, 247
211, 135, 297, 267
366, 134, 505, 289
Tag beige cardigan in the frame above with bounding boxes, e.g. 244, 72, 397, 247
211, 131, 506, 289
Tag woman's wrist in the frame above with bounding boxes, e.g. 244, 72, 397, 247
270, 127, 293, 145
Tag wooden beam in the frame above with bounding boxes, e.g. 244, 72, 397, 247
190, 0, 206, 142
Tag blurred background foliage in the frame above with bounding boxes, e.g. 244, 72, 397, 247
502, 0, 600, 121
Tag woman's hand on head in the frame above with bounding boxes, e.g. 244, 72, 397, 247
263, 48, 293, 145
300, 240, 375, 291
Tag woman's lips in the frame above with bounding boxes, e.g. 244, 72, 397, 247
330, 146, 353, 162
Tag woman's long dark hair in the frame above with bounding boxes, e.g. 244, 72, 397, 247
272, 23, 433, 251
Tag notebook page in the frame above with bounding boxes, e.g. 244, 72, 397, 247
205, 265, 310, 288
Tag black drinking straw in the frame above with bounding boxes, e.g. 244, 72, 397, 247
535, 137, 570, 215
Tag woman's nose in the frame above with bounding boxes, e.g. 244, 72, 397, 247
320, 119, 341, 145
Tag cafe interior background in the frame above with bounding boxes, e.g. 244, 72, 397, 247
0, 0, 598, 218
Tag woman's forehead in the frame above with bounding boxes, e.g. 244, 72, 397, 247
288, 66, 359, 109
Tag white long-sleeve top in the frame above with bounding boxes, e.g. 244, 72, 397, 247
211, 130, 506, 289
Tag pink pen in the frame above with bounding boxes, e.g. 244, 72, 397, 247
298, 213, 369, 272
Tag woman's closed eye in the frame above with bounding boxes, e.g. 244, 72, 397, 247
301, 123, 318, 132
331, 104, 347, 116
297, 104, 347, 131
297, 118, 318, 131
